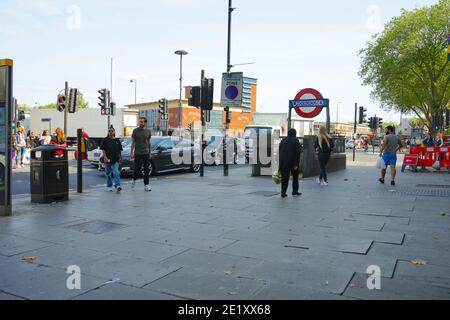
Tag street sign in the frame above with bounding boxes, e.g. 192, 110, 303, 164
221, 72, 243, 108
290, 88, 328, 119
41, 118, 52, 122
161, 114, 169, 121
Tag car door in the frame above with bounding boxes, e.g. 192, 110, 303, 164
157, 139, 175, 171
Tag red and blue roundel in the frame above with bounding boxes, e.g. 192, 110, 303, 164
225, 85, 239, 100
294, 88, 324, 118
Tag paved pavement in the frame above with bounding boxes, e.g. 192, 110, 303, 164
1, 152, 450, 300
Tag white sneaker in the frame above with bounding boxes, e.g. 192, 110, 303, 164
107, 187, 113, 192
321, 181, 329, 186
316, 178, 322, 184
144, 185, 151, 192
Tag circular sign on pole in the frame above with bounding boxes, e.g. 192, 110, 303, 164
225, 85, 239, 100
294, 88, 324, 118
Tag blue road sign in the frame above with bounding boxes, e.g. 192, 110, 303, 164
41, 118, 51, 122
289, 99, 330, 109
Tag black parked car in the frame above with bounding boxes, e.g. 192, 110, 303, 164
102, 136, 201, 176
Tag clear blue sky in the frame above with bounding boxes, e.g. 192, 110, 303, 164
1, 0, 439, 122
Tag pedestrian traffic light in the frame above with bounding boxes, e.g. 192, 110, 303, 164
18, 110, 25, 121
188, 86, 201, 108
158, 98, 167, 115
57, 94, 66, 112
359, 107, 367, 124
68, 88, 78, 114
201, 78, 214, 111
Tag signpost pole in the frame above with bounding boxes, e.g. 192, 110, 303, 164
200, 70, 205, 178
64, 81, 68, 137
77, 129, 83, 193
287, 106, 292, 132
353, 103, 357, 162
224, 0, 234, 177
326, 103, 331, 134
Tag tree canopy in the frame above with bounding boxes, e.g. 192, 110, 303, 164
36, 91, 89, 110
359, 0, 450, 133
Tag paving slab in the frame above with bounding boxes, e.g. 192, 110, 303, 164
144, 267, 265, 300
0, 234, 55, 257
160, 249, 263, 275
0, 261, 105, 300
81, 254, 181, 288
72, 283, 184, 300
343, 273, 450, 300
394, 260, 450, 288
250, 282, 354, 300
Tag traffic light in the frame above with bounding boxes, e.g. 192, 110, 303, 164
98, 89, 110, 113
378, 117, 383, 129
367, 117, 374, 129
57, 94, 66, 112
18, 110, 25, 121
358, 107, 367, 124
188, 86, 201, 108
225, 107, 231, 124
201, 78, 214, 111
445, 109, 449, 129
68, 88, 78, 114
158, 98, 167, 115
110, 102, 116, 117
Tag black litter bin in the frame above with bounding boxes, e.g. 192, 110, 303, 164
30, 145, 69, 203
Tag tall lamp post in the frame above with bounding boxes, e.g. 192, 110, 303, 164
336, 102, 342, 134
130, 79, 137, 105
175, 50, 188, 131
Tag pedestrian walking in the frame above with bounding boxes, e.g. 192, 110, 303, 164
315, 127, 334, 186
279, 128, 302, 198
435, 133, 444, 147
131, 117, 152, 192
379, 125, 403, 186
15, 126, 27, 168
101, 127, 123, 193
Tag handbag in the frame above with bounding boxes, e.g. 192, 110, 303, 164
272, 168, 281, 185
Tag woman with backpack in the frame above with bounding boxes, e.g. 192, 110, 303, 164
315, 127, 334, 186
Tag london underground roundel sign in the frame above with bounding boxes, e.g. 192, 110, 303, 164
292, 88, 325, 118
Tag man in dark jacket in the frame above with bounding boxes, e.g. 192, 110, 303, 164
279, 128, 302, 198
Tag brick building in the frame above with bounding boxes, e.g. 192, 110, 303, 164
125, 77, 257, 137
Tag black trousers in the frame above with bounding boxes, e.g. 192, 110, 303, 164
318, 153, 331, 182
281, 169, 299, 195
133, 154, 150, 186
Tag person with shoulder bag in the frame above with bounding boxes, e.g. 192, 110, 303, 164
315, 127, 334, 186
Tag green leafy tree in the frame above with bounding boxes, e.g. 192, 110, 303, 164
359, 0, 450, 134
36, 91, 89, 110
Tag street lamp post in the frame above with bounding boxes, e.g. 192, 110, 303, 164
175, 50, 188, 131
130, 79, 137, 105
336, 102, 342, 134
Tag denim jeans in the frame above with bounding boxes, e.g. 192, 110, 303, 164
106, 162, 121, 188
15, 146, 26, 165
